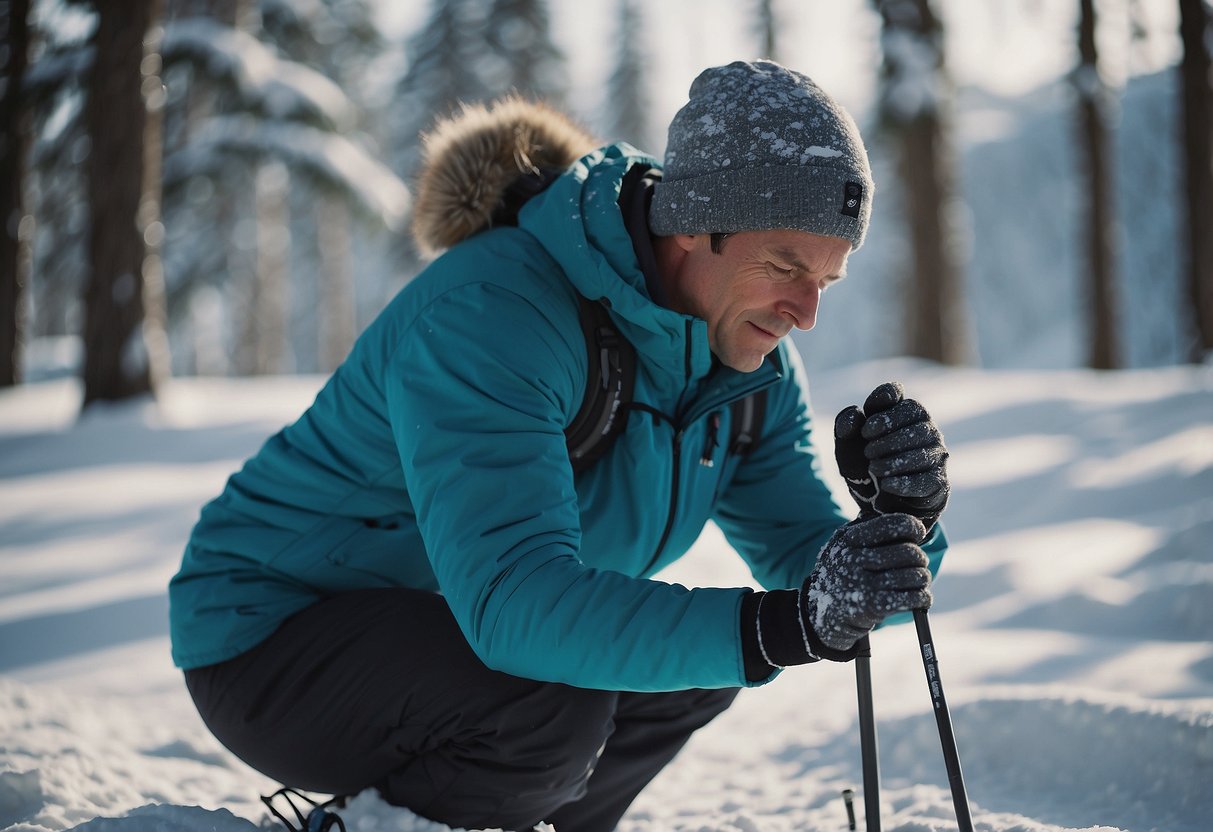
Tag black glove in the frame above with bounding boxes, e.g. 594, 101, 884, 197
800, 513, 933, 660
834, 381, 950, 533
743, 513, 933, 675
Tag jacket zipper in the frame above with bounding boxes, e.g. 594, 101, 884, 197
642, 427, 684, 575
640, 320, 774, 575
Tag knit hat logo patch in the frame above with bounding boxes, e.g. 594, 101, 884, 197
841, 181, 864, 219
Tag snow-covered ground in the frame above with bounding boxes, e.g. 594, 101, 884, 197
2, 361, 1211, 832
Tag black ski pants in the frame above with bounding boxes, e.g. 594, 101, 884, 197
185, 587, 740, 832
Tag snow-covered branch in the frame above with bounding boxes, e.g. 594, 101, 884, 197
163, 115, 409, 230
162, 18, 355, 132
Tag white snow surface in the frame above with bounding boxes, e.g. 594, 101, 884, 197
2, 361, 1212, 832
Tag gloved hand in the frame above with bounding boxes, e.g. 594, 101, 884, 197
800, 513, 932, 661
834, 381, 950, 533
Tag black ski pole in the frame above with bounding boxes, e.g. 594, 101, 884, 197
912, 609, 974, 832
854, 635, 881, 832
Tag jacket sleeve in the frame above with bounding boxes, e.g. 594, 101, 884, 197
713, 346, 947, 593
385, 280, 757, 692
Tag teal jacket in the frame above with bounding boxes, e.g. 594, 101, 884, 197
169, 145, 946, 690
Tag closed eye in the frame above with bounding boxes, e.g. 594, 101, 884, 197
766, 262, 796, 281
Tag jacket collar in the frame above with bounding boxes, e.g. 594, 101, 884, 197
519, 143, 783, 406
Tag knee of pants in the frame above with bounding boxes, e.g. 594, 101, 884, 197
497, 682, 619, 794
396, 683, 618, 831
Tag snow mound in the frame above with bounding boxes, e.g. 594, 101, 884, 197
0, 678, 271, 832
865, 690, 1213, 832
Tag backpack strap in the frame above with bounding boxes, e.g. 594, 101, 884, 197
564, 294, 768, 471
728, 389, 768, 457
565, 296, 636, 474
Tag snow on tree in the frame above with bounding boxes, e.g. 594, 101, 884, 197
384, 0, 569, 287
13, 0, 404, 379
18, 3, 93, 375
155, 3, 404, 376
161, 17, 354, 131
259, 0, 387, 373
388, 0, 488, 184
162, 116, 406, 227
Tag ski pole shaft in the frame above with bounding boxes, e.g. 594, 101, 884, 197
854, 636, 881, 832
912, 609, 974, 832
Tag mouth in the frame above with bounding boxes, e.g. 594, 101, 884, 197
749, 323, 784, 339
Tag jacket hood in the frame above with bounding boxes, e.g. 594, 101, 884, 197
518, 145, 718, 380
410, 96, 744, 390
411, 96, 599, 259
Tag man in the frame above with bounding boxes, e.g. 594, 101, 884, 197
170, 60, 950, 832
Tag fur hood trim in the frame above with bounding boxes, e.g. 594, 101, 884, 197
411, 96, 599, 259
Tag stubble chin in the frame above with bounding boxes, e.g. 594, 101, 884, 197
721, 345, 768, 373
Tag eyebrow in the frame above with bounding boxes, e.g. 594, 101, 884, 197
769, 246, 849, 280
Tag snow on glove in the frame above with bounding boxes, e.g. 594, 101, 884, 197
741, 513, 933, 677
800, 513, 933, 661
834, 381, 950, 533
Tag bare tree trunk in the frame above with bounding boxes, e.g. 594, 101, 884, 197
0, 0, 31, 387
875, 0, 973, 365
253, 159, 290, 374
900, 113, 970, 363
316, 193, 355, 372
755, 0, 779, 62
1075, 0, 1122, 369
232, 160, 291, 376
82, 0, 170, 407
1179, 0, 1213, 361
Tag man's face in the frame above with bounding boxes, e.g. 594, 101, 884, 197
665, 230, 851, 373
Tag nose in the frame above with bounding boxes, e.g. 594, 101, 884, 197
778, 282, 822, 331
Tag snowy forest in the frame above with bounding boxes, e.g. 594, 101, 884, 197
2, 4, 1213, 832
0, 0, 1211, 406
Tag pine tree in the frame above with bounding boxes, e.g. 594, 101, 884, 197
158, 0, 403, 375
389, 0, 488, 183
258, 0, 385, 371
20, 12, 91, 366
603, 0, 652, 152
484, 0, 566, 105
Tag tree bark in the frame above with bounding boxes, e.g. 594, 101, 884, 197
756, 0, 778, 62
316, 193, 354, 372
0, 0, 31, 386
899, 110, 971, 364
1075, 0, 1122, 369
253, 159, 290, 374
875, 0, 973, 365
1179, 0, 1213, 361
82, 0, 170, 406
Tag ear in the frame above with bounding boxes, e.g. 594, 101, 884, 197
671, 233, 701, 253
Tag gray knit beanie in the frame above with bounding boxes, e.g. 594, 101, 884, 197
649, 60, 874, 250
